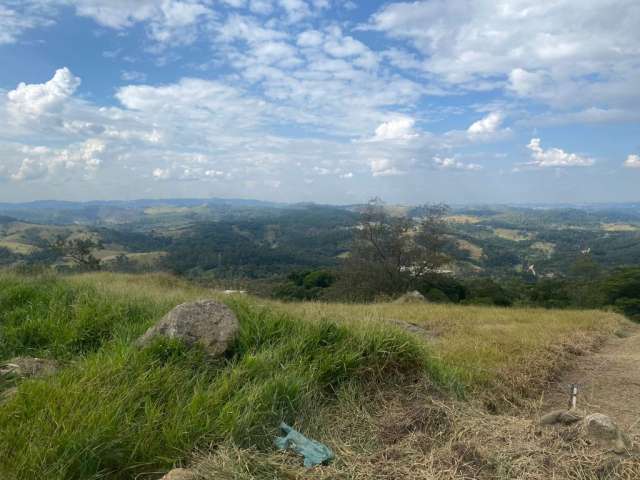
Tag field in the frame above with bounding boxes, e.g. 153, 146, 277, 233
492, 228, 533, 242
0, 272, 635, 479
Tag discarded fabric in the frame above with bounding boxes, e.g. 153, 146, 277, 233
274, 422, 334, 467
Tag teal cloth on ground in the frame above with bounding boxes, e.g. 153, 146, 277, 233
274, 422, 334, 467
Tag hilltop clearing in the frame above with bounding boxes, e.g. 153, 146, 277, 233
0, 272, 637, 479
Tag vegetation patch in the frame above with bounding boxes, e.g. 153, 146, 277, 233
0, 273, 451, 480
493, 228, 533, 242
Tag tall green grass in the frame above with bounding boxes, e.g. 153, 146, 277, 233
0, 273, 454, 480
0, 274, 171, 360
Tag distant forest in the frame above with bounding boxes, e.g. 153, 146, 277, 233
1, 199, 639, 320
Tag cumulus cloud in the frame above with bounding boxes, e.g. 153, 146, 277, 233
432, 156, 482, 171
71, 0, 212, 43
371, 117, 418, 141
467, 112, 503, 137
2, 3, 636, 202
526, 138, 594, 168
624, 154, 640, 169
7, 67, 80, 120
10, 139, 105, 181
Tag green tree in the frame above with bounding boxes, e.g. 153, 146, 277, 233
51, 236, 102, 270
339, 199, 450, 300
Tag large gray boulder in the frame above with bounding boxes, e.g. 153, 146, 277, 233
584, 413, 632, 454
137, 300, 239, 357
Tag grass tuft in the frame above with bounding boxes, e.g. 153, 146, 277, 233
0, 272, 450, 480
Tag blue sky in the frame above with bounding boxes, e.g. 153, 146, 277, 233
0, 0, 639, 204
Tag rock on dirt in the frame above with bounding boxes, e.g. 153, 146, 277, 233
540, 409, 584, 426
0, 357, 58, 378
159, 468, 195, 480
136, 300, 239, 357
584, 413, 633, 454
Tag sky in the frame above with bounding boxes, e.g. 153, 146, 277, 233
0, 0, 639, 205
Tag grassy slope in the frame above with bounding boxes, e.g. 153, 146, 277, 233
0, 272, 629, 479
276, 300, 622, 398
0, 272, 450, 480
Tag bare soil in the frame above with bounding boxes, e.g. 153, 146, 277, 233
543, 324, 640, 436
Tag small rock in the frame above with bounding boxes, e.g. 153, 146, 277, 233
540, 408, 584, 426
584, 413, 633, 454
558, 409, 585, 425
540, 410, 564, 425
160, 468, 195, 480
136, 300, 239, 357
0, 357, 58, 378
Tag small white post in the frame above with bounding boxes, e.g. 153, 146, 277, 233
569, 384, 578, 409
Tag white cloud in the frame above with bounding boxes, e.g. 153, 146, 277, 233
277, 0, 310, 22
7, 67, 80, 120
249, 0, 274, 15
151, 163, 226, 182
370, 158, 405, 176
67, 0, 212, 44
152, 168, 171, 180
324, 30, 368, 58
0, 4, 54, 45
526, 138, 594, 168
121, 70, 148, 82
508, 68, 548, 97
526, 107, 640, 127
432, 156, 482, 171
624, 154, 640, 169
368, 0, 640, 109
467, 112, 503, 137
10, 138, 105, 182
11, 158, 49, 181
297, 29, 323, 47
372, 117, 418, 141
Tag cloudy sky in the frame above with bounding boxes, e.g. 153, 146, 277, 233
0, 0, 639, 204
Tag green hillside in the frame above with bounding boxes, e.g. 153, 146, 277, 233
0, 272, 630, 479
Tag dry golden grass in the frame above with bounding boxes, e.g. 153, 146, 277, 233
493, 228, 533, 241
270, 301, 623, 397
445, 215, 482, 224
455, 239, 484, 260
0, 240, 39, 254
601, 223, 639, 232
192, 381, 640, 480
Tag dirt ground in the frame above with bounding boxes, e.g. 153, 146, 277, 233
543, 324, 640, 436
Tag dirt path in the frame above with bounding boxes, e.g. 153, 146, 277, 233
543, 325, 640, 436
